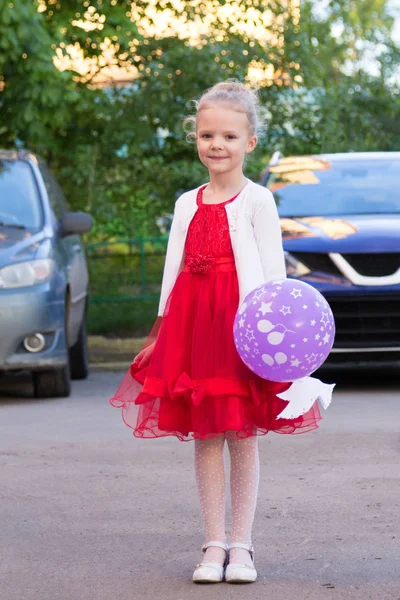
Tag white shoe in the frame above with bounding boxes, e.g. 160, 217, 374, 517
192, 541, 228, 584
225, 542, 257, 583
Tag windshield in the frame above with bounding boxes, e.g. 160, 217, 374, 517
266, 157, 400, 217
0, 160, 43, 229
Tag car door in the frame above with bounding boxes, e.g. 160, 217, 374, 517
38, 162, 86, 347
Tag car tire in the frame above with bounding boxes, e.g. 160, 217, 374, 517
69, 317, 89, 380
33, 364, 71, 398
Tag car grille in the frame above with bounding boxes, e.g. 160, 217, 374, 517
324, 294, 400, 348
294, 252, 400, 277
341, 253, 400, 276
293, 252, 342, 276
326, 350, 400, 364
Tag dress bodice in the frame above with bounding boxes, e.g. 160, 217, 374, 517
184, 186, 236, 258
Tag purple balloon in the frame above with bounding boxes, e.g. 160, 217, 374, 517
233, 279, 335, 382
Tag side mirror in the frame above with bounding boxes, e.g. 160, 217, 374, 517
61, 212, 93, 236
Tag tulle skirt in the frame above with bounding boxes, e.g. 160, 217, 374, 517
110, 258, 321, 441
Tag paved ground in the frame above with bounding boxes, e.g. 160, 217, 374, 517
1, 370, 400, 600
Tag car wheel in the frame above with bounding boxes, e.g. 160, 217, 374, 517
69, 317, 89, 380
33, 364, 71, 398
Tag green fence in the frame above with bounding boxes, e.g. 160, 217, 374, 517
86, 238, 168, 336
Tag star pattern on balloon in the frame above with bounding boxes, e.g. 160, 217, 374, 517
259, 301, 273, 315
245, 328, 255, 342
320, 312, 330, 327
252, 288, 265, 301
279, 305, 291, 315
306, 353, 319, 363
290, 288, 302, 299
238, 317, 245, 328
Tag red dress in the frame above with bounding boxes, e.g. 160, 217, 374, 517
110, 187, 321, 441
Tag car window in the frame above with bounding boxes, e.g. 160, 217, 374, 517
38, 161, 69, 219
0, 160, 43, 229
266, 157, 400, 217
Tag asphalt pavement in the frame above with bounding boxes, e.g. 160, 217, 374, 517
1, 370, 400, 600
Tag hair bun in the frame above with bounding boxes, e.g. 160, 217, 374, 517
213, 80, 259, 101
183, 79, 263, 140
213, 81, 246, 91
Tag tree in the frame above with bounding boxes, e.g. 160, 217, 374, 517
256, 0, 400, 156
0, 1, 77, 146
1, 1, 296, 237
1, 1, 399, 239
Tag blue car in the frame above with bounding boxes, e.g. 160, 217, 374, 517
0, 150, 93, 397
261, 151, 400, 370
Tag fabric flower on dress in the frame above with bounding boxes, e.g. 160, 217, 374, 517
186, 254, 216, 274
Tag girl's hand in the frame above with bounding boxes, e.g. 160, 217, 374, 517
133, 341, 155, 369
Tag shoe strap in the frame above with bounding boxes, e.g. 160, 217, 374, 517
202, 540, 228, 552
195, 561, 224, 572
229, 542, 254, 557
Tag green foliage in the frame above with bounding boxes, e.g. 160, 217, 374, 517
87, 298, 159, 336
1, 0, 399, 243
86, 237, 167, 335
0, 0, 77, 145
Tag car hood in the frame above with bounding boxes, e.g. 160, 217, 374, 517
0, 228, 50, 268
281, 214, 400, 253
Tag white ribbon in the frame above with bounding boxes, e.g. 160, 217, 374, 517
276, 377, 335, 419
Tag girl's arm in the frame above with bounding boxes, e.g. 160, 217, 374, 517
252, 190, 286, 282
133, 200, 185, 367
132, 317, 162, 367
134, 196, 186, 366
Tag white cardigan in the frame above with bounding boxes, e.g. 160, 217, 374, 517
157, 178, 335, 418
158, 178, 285, 316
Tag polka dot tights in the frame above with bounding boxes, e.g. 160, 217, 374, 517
194, 434, 260, 566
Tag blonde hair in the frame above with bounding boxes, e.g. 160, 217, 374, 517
184, 80, 262, 142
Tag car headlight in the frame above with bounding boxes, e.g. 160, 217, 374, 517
284, 251, 311, 278
0, 259, 54, 289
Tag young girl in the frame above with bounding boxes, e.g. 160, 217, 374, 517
110, 81, 325, 584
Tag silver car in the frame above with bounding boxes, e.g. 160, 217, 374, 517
0, 150, 93, 397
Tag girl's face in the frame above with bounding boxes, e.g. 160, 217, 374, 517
195, 103, 257, 177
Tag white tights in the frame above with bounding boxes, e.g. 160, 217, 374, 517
194, 434, 260, 566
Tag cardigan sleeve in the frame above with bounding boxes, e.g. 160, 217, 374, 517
157, 196, 186, 316
252, 189, 286, 283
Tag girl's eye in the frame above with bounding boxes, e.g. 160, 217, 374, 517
226, 135, 236, 140
201, 134, 212, 139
